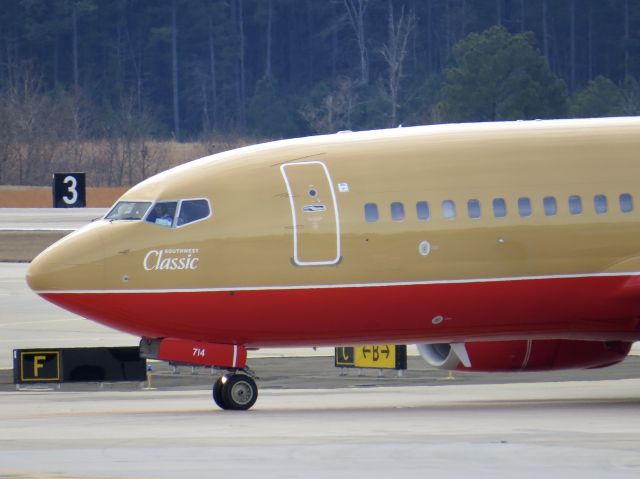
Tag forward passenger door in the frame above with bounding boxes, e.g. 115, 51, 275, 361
280, 161, 341, 266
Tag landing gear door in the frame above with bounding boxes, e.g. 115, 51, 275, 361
280, 161, 341, 266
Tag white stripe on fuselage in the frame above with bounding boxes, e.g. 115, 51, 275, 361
34, 270, 638, 295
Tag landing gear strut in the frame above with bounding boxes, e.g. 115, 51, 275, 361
138, 337, 256, 409
213, 373, 258, 410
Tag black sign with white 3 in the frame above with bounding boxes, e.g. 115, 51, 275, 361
53, 173, 86, 208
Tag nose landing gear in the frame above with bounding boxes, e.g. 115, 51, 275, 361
138, 338, 258, 410
213, 373, 258, 410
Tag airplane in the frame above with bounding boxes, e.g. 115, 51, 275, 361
27, 116, 640, 410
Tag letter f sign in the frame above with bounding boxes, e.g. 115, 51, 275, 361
33, 355, 46, 377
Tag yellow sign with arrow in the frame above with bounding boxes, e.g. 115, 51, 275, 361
334, 345, 407, 370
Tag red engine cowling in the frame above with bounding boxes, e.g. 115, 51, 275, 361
417, 340, 632, 372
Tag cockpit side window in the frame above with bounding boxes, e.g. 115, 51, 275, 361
105, 201, 152, 221
146, 201, 178, 227
144, 198, 211, 228
176, 199, 211, 227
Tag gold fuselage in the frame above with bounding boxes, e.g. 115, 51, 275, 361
28, 117, 640, 296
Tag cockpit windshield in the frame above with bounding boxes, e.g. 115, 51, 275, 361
146, 198, 211, 228
176, 199, 210, 226
146, 201, 178, 227
105, 201, 152, 221
105, 199, 211, 227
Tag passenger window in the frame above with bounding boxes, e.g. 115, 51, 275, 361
568, 195, 582, 215
442, 200, 456, 219
594, 195, 608, 214
390, 202, 405, 221
467, 199, 481, 219
620, 193, 633, 213
416, 201, 430, 220
364, 203, 379, 222
543, 196, 557, 216
146, 201, 178, 227
492, 198, 506, 218
518, 197, 531, 217
177, 199, 211, 227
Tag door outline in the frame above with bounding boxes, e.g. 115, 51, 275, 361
280, 161, 341, 266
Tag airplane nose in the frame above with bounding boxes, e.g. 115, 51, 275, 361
27, 224, 105, 292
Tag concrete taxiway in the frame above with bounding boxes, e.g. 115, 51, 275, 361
0, 207, 107, 231
1, 380, 639, 479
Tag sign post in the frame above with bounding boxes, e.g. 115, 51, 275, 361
13, 347, 146, 384
17, 351, 61, 382
52, 172, 86, 208
334, 345, 407, 375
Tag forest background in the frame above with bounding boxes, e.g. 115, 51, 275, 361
1, 0, 639, 187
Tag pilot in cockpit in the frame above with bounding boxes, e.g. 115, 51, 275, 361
147, 203, 174, 227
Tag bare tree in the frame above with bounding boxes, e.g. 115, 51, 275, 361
570, 0, 576, 91
265, 0, 273, 77
331, 0, 338, 79
0, 92, 13, 184
102, 91, 161, 186
623, 77, 640, 115
343, 0, 369, 85
60, 89, 91, 169
0, 60, 101, 186
199, 65, 210, 132
122, 10, 144, 114
542, 0, 549, 62
587, 1, 594, 79
171, 0, 180, 140
380, 2, 416, 127
237, 0, 246, 129
208, 13, 218, 130
624, 0, 630, 78
69, 1, 97, 92
72, 2, 79, 89
300, 77, 357, 134
3, 66, 60, 185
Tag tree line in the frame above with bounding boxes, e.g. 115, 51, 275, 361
1, 0, 639, 186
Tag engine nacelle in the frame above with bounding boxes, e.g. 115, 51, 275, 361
417, 340, 632, 372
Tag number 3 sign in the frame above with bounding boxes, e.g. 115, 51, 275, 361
52, 173, 86, 208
